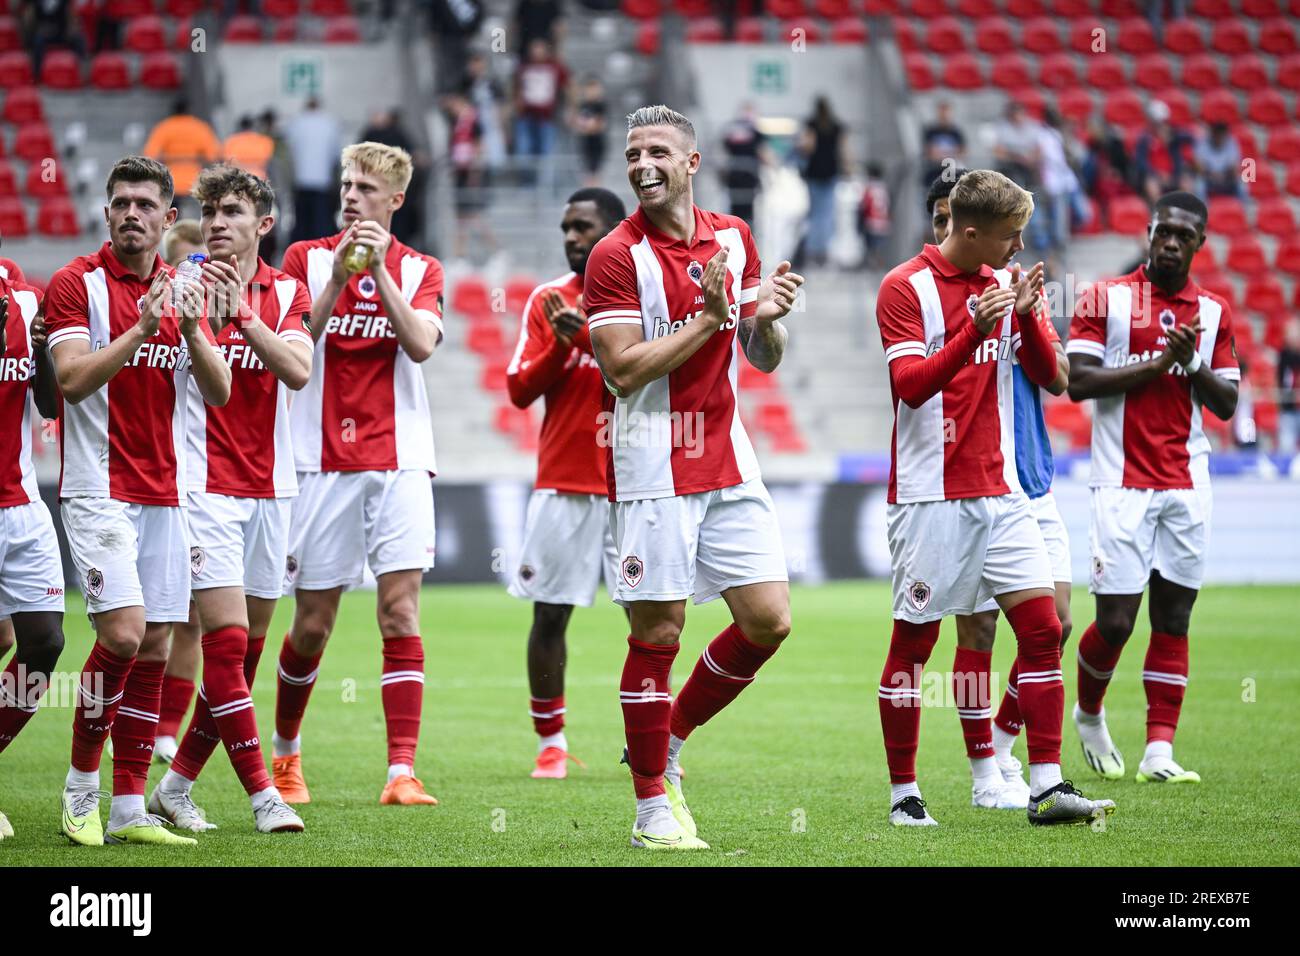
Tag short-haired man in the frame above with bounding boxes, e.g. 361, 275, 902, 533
506, 186, 627, 779
148, 164, 312, 833
1066, 191, 1239, 785
874, 169, 1113, 827
46, 157, 231, 846
586, 105, 804, 849
274, 142, 445, 806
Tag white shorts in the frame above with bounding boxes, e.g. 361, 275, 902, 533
888, 491, 1053, 624
1089, 485, 1211, 594
188, 492, 292, 599
0, 500, 65, 616
609, 478, 788, 607
508, 491, 617, 607
973, 491, 1072, 613
61, 497, 191, 622
285, 470, 435, 593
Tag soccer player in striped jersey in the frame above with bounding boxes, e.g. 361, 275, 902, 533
875, 169, 1113, 827
506, 188, 627, 779
147, 164, 310, 833
1066, 191, 1238, 785
926, 172, 1074, 810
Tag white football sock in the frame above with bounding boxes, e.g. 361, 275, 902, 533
271, 732, 299, 757
158, 768, 193, 793
65, 766, 99, 791
1029, 762, 1063, 796
1143, 739, 1173, 762
970, 756, 1001, 787
250, 786, 278, 809
890, 781, 922, 806
992, 724, 1019, 759
108, 794, 145, 829
665, 735, 685, 782
539, 731, 567, 753
387, 763, 413, 782
635, 794, 673, 831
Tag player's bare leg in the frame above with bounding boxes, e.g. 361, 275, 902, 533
953, 609, 1027, 809
376, 569, 436, 805
155, 607, 200, 764
1136, 572, 1200, 784
272, 586, 342, 803
1075, 591, 1142, 780
0, 610, 64, 840
527, 602, 578, 778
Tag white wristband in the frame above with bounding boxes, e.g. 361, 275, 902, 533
1182, 351, 1203, 374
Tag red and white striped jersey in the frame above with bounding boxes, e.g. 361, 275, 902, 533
282, 231, 444, 474
186, 258, 313, 499
877, 244, 1037, 505
45, 242, 215, 507
505, 271, 607, 496
583, 206, 762, 502
1067, 265, 1240, 490
0, 275, 44, 508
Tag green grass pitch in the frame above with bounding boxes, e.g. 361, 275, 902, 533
2, 582, 1297, 866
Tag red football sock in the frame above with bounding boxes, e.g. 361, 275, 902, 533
1143, 631, 1189, 745
70, 642, 134, 773
381, 635, 424, 767
1076, 622, 1124, 716
1006, 596, 1064, 766
952, 646, 994, 759
993, 658, 1022, 736
274, 636, 322, 742
110, 658, 165, 797
620, 637, 678, 799
878, 619, 940, 784
172, 633, 268, 783
530, 695, 565, 738
155, 673, 195, 739
669, 623, 779, 741
0, 657, 49, 752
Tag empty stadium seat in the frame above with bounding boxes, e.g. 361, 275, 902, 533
780, 19, 822, 44
1008, 0, 1050, 15
1276, 53, 1300, 91
1134, 52, 1174, 90
903, 52, 935, 90
0, 51, 30, 89
767, 0, 806, 16
621, 0, 660, 18
1107, 195, 1150, 234
25, 159, 67, 198
90, 52, 131, 90
1272, 237, 1300, 278
467, 320, 506, 356
1014, 88, 1047, 119
1240, 0, 1281, 15
1200, 89, 1241, 125
992, 53, 1033, 90
505, 277, 539, 316
262, 0, 301, 15
829, 18, 868, 44
38, 49, 81, 89
1085, 56, 1127, 90
1229, 54, 1270, 92
1180, 53, 1222, 91
140, 52, 181, 90
1116, 17, 1157, 55
37, 197, 78, 237
1198, 272, 1238, 310
1210, 20, 1251, 55
891, 18, 918, 53
125, 15, 167, 53
1247, 89, 1290, 127
942, 52, 984, 89
450, 277, 491, 317
1056, 88, 1093, 123
174, 18, 195, 50
324, 16, 361, 43
1044, 397, 1091, 451
1, 86, 42, 125
975, 17, 1014, 55
1192, 242, 1217, 275
0, 15, 18, 53
1037, 52, 1078, 90
1098, 0, 1140, 15
164, 0, 208, 14
924, 17, 965, 54
106, 0, 152, 16
1256, 198, 1297, 237
0, 196, 27, 236
1226, 236, 1268, 276
1163, 19, 1204, 55
736, 17, 766, 42
479, 362, 506, 393
308, 0, 352, 14
1209, 196, 1250, 238
0, 160, 16, 197
814, 0, 854, 16
673, 0, 714, 14
1232, 125, 1259, 158
224, 16, 262, 43
954, 0, 998, 14
1285, 161, 1300, 197
1247, 161, 1280, 199
1102, 88, 1145, 127
1068, 20, 1102, 55
1154, 89, 1193, 127
1266, 127, 1300, 162
864, 0, 902, 12
13, 122, 55, 162
634, 21, 660, 56
270, 17, 297, 42
910, 0, 950, 15
1191, 0, 1234, 16
1021, 18, 1060, 54
1244, 277, 1286, 315
685, 18, 725, 43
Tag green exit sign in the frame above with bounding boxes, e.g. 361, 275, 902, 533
283, 58, 322, 97
752, 60, 787, 94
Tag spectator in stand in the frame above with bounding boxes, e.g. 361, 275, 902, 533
223, 115, 274, 182
857, 162, 891, 269
797, 95, 847, 268
992, 100, 1041, 191
284, 96, 342, 242
359, 108, 431, 246
1279, 318, 1300, 455
161, 219, 205, 267
1132, 99, 1195, 204
920, 99, 966, 188
446, 93, 497, 263
514, 0, 564, 54
570, 74, 608, 188
513, 37, 568, 187
1142, 0, 1189, 43
1034, 108, 1087, 266
1194, 122, 1244, 199
20, 0, 88, 76
142, 99, 221, 219
462, 52, 509, 180
719, 102, 771, 228
427, 0, 485, 94
1080, 118, 1131, 224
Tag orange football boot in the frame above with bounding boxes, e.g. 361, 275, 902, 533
273, 754, 311, 804
530, 747, 587, 779
380, 775, 439, 805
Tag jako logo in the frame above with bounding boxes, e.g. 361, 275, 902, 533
49, 885, 151, 936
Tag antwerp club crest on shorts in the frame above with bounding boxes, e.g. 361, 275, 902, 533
358, 275, 377, 298
519, 564, 535, 582
190, 547, 205, 577
85, 568, 104, 599
1092, 555, 1105, 584
908, 580, 931, 612
622, 555, 644, 589
686, 260, 704, 287
285, 554, 299, 584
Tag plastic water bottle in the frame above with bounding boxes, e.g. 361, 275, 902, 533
172, 252, 206, 310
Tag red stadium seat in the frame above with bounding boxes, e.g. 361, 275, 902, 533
308, 0, 352, 14
766, 0, 807, 17
1085, 56, 1127, 90
1256, 198, 1297, 237
736, 17, 766, 42
1116, 17, 1157, 55
1153, 89, 1193, 127
140, 52, 181, 90
174, 18, 194, 50
224, 16, 262, 43
323, 16, 361, 43
1068, 20, 1104, 55
814, 0, 854, 17
1056, 88, 1094, 123
1200, 89, 1241, 125
1226, 237, 1268, 277
125, 15, 167, 53
1266, 127, 1300, 162
829, 18, 868, 44
0, 197, 27, 236
634, 21, 659, 56
1231, 124, 1259, 159
1240, 0, 1280, 14
1107, 195, 1150, 234
1103, 88, 1144, 129
0, 15, 19, 53
467, 320, 506, 356
685, 18, 725, 43
270, 17, 297, 41
621, 0, 660, 18
954, 0, 998, 14
1044, 397, 1091, 451
891, 17, 918, 53
942, 52, 985, 89
1192, 242, 1217, 275
37, 197, 79, 237
1259, 18, 1298, 56
0, 160, 16, 197
25, 158, 67, 198
1245, 160, 1279, 199
1244, 277, 1286, 315
1197, 272, 1238, 310
90, 52, 131, 90
1209, 196, 1250, 238
1098, 0, 1140, 14
13, 122, 55, 161
163, 0, 208, 14
479, 362, 506, 393
1229, 54, 1270, 92
1021, 17, 1060, 54
1248, 89, 1290, 127
672, 0, 714, 14
864, 0, 902, 12
1162, 19, 1204, 55
910, 0, 950, 15
450, 278, 491, 318
924, 17, 965, 54
0, 51, 28, 89
1037, 52, 1079, 90
1134, 52, 1174, 90
974, 17, 1013, 55
780, 19, 823, 44
991, 53, 1033, 90
1191, 0, 1234, 16
1180, 53, 1222, 91
1008, 0, 1050, 15
2, 86, 42, 124
1285, 161, 1300, 196
38, 49, 80, 89
1274, 237, 1300, 278
504, 277, 539, 316
1210, 21, 1251, 55
1014, 88, 1047, 120
262, 0, 300, 15
1278, 54, 1300, 91
106, 0, 152, 16
903, 52, 935, 90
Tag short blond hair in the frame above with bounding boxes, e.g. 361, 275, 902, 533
341, 141, 413, 193
627, 105, 696, 149
948, 169, 1034, 230
163, 219, 204, 265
